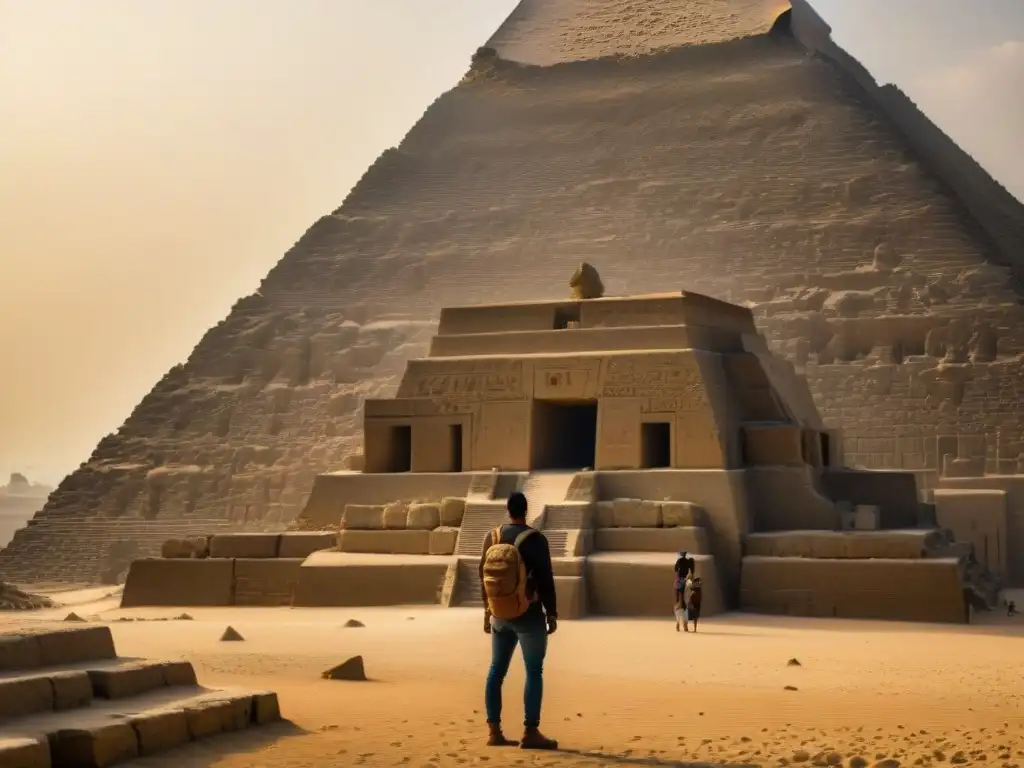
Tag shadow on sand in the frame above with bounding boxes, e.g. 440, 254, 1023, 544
555, 748, 762, 767
127, 720, 308, 767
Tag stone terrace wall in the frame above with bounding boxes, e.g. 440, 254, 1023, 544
5, 7, 1024, 582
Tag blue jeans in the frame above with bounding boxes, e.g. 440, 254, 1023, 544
485, 611, 548, 728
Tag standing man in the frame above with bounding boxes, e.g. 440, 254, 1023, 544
673, 550, 696, 631
479, 491, 558, 750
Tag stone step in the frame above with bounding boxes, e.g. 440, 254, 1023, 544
544, 530, 570, 558
0, 685, 281, 767
0, 627, 116, 674
454, 559, 483, 608
0, 659, 198, 721
454, 503, 508, 556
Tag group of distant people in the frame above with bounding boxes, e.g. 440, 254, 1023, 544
477, 492, 705, 750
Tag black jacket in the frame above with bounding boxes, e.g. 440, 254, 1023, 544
479, 522, 557, 618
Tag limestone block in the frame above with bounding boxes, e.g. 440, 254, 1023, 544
0, 676, 53, 719
660, 501, 706, 528
612, 498, 661, 528
586, 554, 724, 617
277, 532, 337, 559
293, 553, 448, 607
37, 626, 116, 667
209, 533, 281, 559
554, 576, 588, 619
552, 557, 586, 577
337, 530, 432, 555
184, 695, 253, 739
595, 501, 615, 528
130, 710, 190, 756
160, 537, 210, 559
429, 527, 459, 555
382, 501, 408, 530
407, 502, 441, 530
48, 722, 140, 767
161, 661, 198, 687
342, 453, 366, 471
853, 505, 880, 531
252, 691, 282, 725
51, 671, 94, 711
440, 497, 466, 527
0, 736, 50, 768
594, 527, 709, 554
233, 558, 303, 607
744, 531, 933, 560
89, 662, 167, 700
0, 635, 42, 672
121, 558, 235, 607
342, 504, 385, 530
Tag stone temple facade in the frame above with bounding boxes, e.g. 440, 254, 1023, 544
3, 0, 1024, 589
121, 286, 998, 623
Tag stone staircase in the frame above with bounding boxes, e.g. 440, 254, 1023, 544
522, 471, 577, 526
454, 501, 509, 556
452, 558, 484, 608
0, 625, 281, 767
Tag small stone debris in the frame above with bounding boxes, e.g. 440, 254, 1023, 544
322, 655, 367, 681
787, 657, 802, 666
220, 626, 244, 642
64, 612, 86, 622
174, 613, 194, 621
344, 618, 365, 628
784, 685, 799, 691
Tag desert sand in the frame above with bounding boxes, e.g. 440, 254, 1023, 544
5, 588, 1024, 767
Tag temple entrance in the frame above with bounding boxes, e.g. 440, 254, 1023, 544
641, 422, 672, 468
387, 425, 412, 472
447, 424, 464, 471
531, 400, 597, 469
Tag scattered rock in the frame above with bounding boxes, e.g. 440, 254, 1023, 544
344, 619, 365, 628
784, 685, 799, 691
850, 758, 869, 768
322, 656, 367, 681
950, 753, 967, 765
220, 626, 244, 642
874, 760, 901, 768
793, 750, 811, 763
0, 581, 55, 611
787, 657, 802, 666
174, 613, 194, 621
826, 753, 842, 765
64, 612, 86, 622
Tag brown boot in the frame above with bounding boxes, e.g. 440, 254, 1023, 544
486, 722, 516, 747
520, 727, 558, 750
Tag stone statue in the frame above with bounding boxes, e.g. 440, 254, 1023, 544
569, 262, 605, 300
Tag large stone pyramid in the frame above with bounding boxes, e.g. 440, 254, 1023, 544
4, 0, 1024, 584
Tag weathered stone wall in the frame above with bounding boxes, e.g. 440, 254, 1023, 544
5, 3, 1024, 582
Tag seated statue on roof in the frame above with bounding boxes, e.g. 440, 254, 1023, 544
569, 262, 605, 300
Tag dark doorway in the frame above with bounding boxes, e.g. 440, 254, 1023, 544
531, 400, 597, 469
448, 425, 464, 472
641, 422, 672, 468
819, 433, 831, 467
388, 425, 412, 472
554, 305, 581, 330
769, 8, 793, 38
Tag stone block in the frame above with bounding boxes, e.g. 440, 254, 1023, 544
440, 497, 466, 527
551, 557, 586, 577
382, 501, 408, 530
89, 662, 167, 700
661, 501, 705, 527
121, 558, 235, 607
251, 691, 282, 725
293, 552, 448, 607
342, 504, 385, 530
611, 498, 661, 528
37, 626, 116, 667
429, 527, 459, 555
183, 696, 253, 740
0, 737, 50, 768
407, 502, 441, 530
208, 533, 281, 559
48, 722, 140, 767
129, 709, 189, 756
51, 671, 94, 711
586, 553, 724, 617
277, 531, 337, 559
0, 635, 41, 672
595, 501, 615, 528
160, 537, 209, 559
594, 526, 709, 553
337, 530, 432, 555
161, 661, 198, 687
744, 531, 934, 560
0, 675, 54, 719
554, 576, 588, 619
853, 505, 880, 530
233, 558, 303, 606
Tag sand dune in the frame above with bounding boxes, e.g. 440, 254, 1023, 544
6, 600, 1024, 767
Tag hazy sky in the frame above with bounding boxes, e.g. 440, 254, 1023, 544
1, 1, 1022, 486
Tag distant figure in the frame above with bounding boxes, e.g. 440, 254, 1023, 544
682, 577, 704, 633
479, 491, 559, 750
673, 550, 696, 631
1008, 600, 1017, 617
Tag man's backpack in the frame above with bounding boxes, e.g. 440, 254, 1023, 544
482, 526, 537, 620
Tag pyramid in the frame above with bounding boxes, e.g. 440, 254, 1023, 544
3, 0, 1024, 585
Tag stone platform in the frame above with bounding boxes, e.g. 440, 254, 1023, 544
0, 625, 281, 767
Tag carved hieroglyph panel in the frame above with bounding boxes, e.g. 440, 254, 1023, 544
597, 399, 642, 469
533, 367, 596, 400
582, 299, 682, 329
473, 401, 529, 470
599, 353, 708, 414
398, 360, 525, 402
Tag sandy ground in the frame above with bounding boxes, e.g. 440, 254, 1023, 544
5, 588, 1024, 768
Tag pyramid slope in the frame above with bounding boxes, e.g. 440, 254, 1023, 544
4, 0, 1024, 584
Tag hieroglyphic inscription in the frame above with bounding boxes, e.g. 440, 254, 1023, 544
399, 360, 525, 401
534, 369, 594, 399
600, 355, 705, 409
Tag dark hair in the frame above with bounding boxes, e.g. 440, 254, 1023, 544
507, 491, 528, 519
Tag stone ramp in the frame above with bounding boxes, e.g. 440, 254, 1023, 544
521, 471, 577, 526
0, 626, 282, 767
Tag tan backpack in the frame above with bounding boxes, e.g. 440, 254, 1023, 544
482, 526, 537, 620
